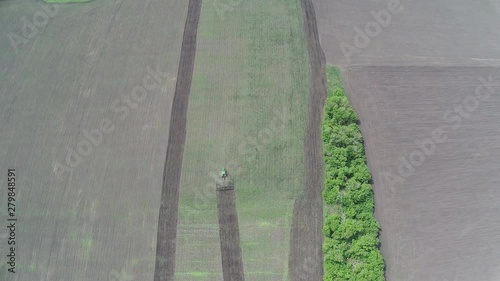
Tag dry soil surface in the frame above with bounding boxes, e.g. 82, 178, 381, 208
216, 186, 245, 281
288, 0, 327, 280
313, 0, 500, 67
312, 0, 500, 280
153, 0, 202, 280
344, 66, 500, 281
0, 0, 187, 280
155, 0, 201, 281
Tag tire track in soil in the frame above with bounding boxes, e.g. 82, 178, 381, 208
153, 0, 202, 280
288, 0, 327, 280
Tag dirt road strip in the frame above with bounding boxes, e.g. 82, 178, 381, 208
153, 0, 202, 280
288, 0, 327, 279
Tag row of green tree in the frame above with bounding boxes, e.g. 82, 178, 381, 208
322, 67, 385, 281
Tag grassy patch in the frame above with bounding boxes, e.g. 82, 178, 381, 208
81, 233, 94, 260
175, 0, 310, 278
322, 66, 385, 281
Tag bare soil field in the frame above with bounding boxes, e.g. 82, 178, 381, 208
344, 66, 500, 281
311, 0, 500, 280
313, 0, 500, 66
0, 0, 187, 280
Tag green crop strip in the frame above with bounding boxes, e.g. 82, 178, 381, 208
322, 66, 385, 281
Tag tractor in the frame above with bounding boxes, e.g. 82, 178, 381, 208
221, 168, 228, 180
